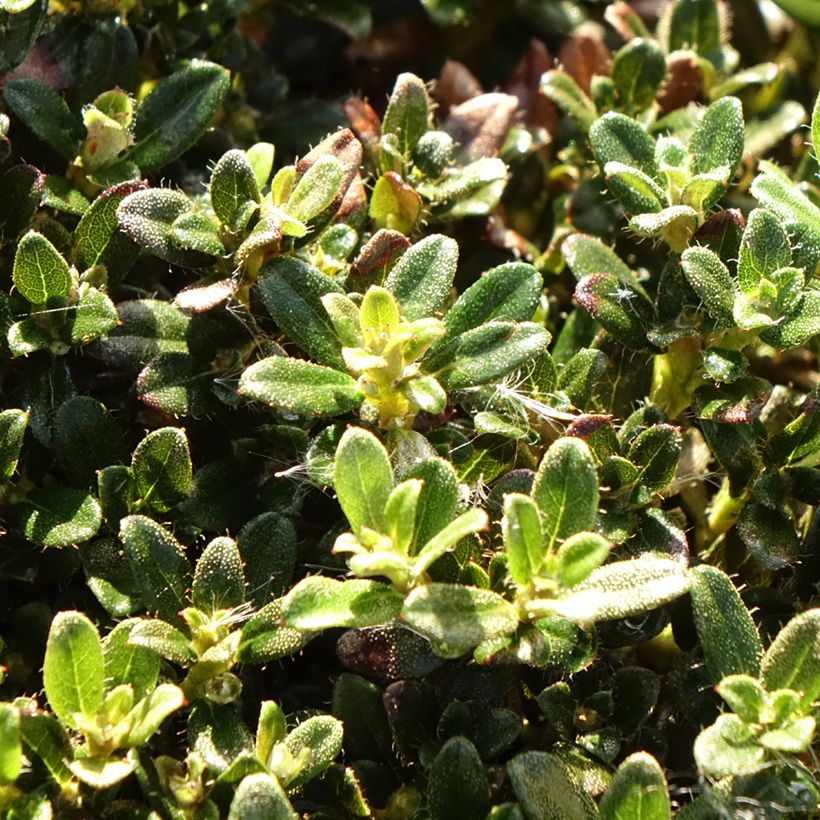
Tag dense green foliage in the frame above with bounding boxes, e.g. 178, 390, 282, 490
0, 0, 819, 817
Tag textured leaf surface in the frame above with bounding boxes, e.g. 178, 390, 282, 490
550, 557, 690, 623
239, 357, 361, 418
129, 61, 229, 170
43, 611, 104, 728
690, 565, 762, 682
13, 231, 70, 304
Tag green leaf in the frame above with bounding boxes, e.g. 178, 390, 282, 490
119, 515, 192, 622
168, 211, 225, 257
532, 437, 599, 552
238, 513, 298, 606
228, 773, 297, 820
759, 291, 820, 348
600, 752, 670, 820
258, 257, 344, 368
12, 230, 71, 305
127, 619, 197, 663
603, 162, 664, 215
21, 488, 102, 547
384, 234, 457, 321
192, 537, 246, 612
680, 245, 736, 323
80, 536, 141, 616
43, 611, 104, 728
382, 72, 431, 157
125, 683, 185, 747
692, 376, 772, 423
69, 757, 135, 789
404, 456, 460, 553
590, 112, 657, 178
503, 493, 543, 586
436, 322, 551, 391
737, 208, 792, 293
189, 703, 254, 775
611, 39, 667, 112
629, 206, 699, 253
103, 619, 160, 702
563, 233, 645, 287
71, 286, 119, 346
238, 357, 362, 418
539, 70, 596, 131
716, 675, 764, 723
750, 164, 820, 273
131, 427, 193, 513
761, 609, 820, 704
548, 557, 689, 623
427, 737, 489, 820
359, 285, 401, 341
0, 703, 21, 786
117, 187, 210, 267
246, 142, 275, 188
736, 501, 801, 569
210, 149, 261, 231
256, 700, 287, 762
3, 79, 84, 158
439, 262, 542, 346
282, 577, 403, 630
689, 97, 744, 180
237, 600, 315, 663
136, 351, 214, 417
384, 479, 422, 554
667, 0, 721, 58
508, 751, 598, 820
286, 154, 345, 223
689, 565, 762, 682
0, 164, 43, 244
128, 60, 230, 171
333, 427, 393, 535
693, 714, 765, 778
626, 424, 681, 492
411, 507, 488, 578
401, 584, 518, 658
41, 177, 89, 216
0, 409, 27, 482
0, 0, 46, 74
369, 172, 422, 234
283, 714, 344, 789
555, 532, 611, 588
574, 272, 654, 350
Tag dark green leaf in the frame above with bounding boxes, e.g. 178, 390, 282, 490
761, 609, 820, 704
382, 72, 431, 157
384, 234, 457, 321
238, 513, 298, 606
611, 39, 666, 112
210, 149, 261, 231
590, 112, 657, 178
228, 773, 297, 820
428, 737, 489, 820
131, 427, 192, 513
119, 515, 192, 622
3, 79, 84, 158
192, 537, 246, 611
21, 488, 101, 547
258, 257, 344, 368
128, 61, 230, 171
689, 565, 762, 682
508, 751, 598, 820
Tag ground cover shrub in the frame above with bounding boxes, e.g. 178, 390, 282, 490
0, 0, 818, 816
